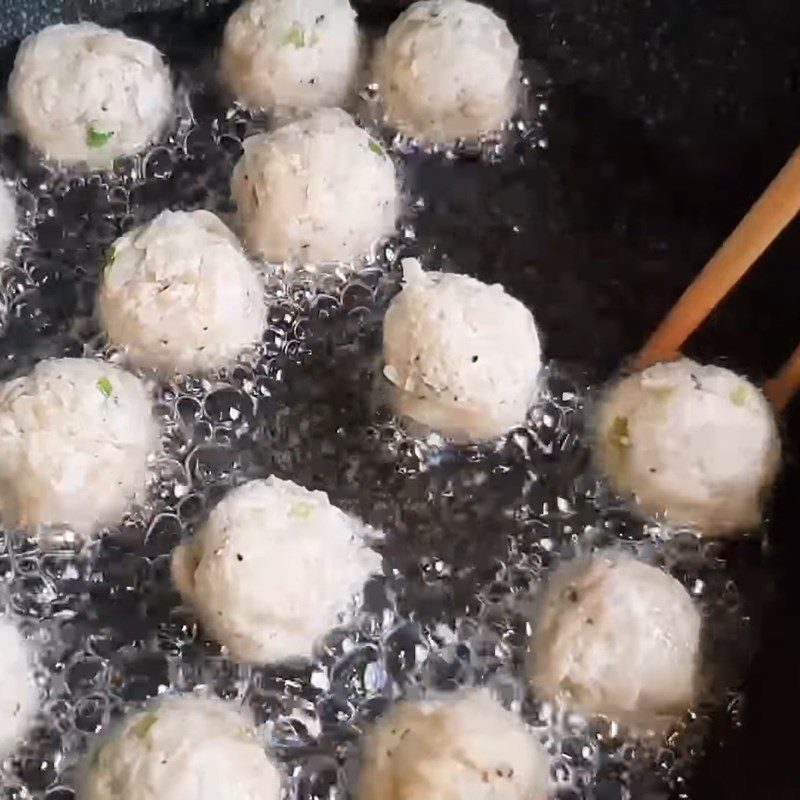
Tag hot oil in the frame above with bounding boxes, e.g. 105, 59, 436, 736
0, 15, 765, 800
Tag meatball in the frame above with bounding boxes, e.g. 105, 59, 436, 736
528, 552, 700, 724
0, 182, 15, 258
595, 359, 781, 535
0, 616, 38, 760
0, 358, 156, 536
221, 0, 360, 111
8, 22, 173, 166
359, 689, 549, 800
98, 209, 266, 374
231, 108, 398, 264
374, 0, 519, 142
382, 259, 542, 440
78, 694, 281, 800
171, 476, 382, 663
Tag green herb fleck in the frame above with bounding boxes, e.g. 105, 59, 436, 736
104, 247, 116, 272
131, 712, 158, 740
290, 501, 315, 520
283, 24, 307, 47
649, 385, 675, 399
368, 139, 386, 157
90, 744, 104, 769
97, 377, 114, 398
86, 127, 115, 148
731, 384, 749, 407
609, 415, 631, 448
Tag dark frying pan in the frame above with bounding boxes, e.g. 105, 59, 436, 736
1, 1, 799, 798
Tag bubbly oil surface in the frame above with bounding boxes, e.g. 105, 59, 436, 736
0, 8, 769, 800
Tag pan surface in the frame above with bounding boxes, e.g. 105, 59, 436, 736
0, 1, 798, 799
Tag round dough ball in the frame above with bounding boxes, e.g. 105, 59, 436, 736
529, 552, 700, 724
79, 694, 281, 800
231, 108, 398, 264
595, 359, 781, 535
0, 182, 15, 258
0, 616, 39, 760
382, 259, 542, 440
0, 358, 156, 536
221, 0, 360, 111
375, 0, 519, 142
8, 22, 173, 166
359, 689, 549, 800
172, 476, 382, 663
99, 209, 266, 374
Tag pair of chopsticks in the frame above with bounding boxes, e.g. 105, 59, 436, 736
635, 145, 800, 412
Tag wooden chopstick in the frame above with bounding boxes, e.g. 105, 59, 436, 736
765, 344, 800, 413
634, 145, 800, 372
